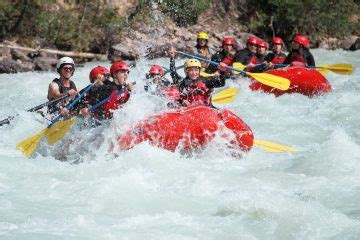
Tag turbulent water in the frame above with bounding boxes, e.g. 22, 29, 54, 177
0, 49, 360, 239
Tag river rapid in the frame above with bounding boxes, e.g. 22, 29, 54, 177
0, 49, 360, 239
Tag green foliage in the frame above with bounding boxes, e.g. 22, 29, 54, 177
0, 0, 127, 53
158, 0, 210, 26
247, 0, 360, 39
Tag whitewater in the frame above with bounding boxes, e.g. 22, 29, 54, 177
0, 49, 359, 239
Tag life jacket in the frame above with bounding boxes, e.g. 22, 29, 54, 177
196, 46, 212, 68
47, 78, 77, 114
289, 51, 306, 65
271, 52, 286, 64
103, 85, 130, 119
51, 78, 77, 97
179, 78, 212, 106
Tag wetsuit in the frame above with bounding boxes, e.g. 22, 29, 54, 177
284, 48, 315, 66
206, 50, 235, 74
233, 48, 258, 65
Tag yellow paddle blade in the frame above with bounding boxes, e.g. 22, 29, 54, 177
44, 117, 78, 145
253, 139, 299, 153
232, 62, 246, 75
16, 129, 46, 157
200, 71, 215, 78
246, 72, 290, 90
212, 88, 238, 104
316, 64, 331, 75
327, 63, 353, 75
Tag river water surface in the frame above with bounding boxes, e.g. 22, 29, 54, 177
0, 49, 360, 239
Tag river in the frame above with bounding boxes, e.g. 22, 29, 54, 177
0, 49, 360, 239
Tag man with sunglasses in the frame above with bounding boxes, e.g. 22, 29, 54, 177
205, 37, 236, 75
47, 57, 78, 116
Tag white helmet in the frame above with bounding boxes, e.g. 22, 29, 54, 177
56, 57, 75, 70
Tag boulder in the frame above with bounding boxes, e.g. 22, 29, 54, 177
349, 38, 360, 51
0, 57, 33, 73
33, 56, 58, 71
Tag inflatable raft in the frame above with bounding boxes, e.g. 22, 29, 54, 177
249, 67, 333, 97
117, 104, 254, 153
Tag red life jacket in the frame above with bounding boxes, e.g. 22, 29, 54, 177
271, 53, 286, 64
218, 54, 235, 73
249, 54, 259, 64
289, 52, 306, 65
180, 80, 212, 106
104, 88, 130, 118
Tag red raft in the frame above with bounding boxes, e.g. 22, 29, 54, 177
117, 105, 254, 153
249, 67, 332, 97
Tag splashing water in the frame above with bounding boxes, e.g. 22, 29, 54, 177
0, 49, 360, 239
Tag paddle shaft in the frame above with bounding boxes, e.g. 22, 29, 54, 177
0, 94, 70, 127
177, 51, 247, 76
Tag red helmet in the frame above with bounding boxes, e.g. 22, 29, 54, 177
110, 61, 129, 77
149, 65, 165, 76
89, 66, 110, 83
272, 37, 284, 46
257, 40, 269, 49
222, 37, 234, 46
247, 36, 258, 45
293, 35, 309, 48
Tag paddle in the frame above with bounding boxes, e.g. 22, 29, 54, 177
0, 94, 70, 127
176, 51, 290, 91
45, 88, 125, 145
253, 62, 353, 75
16, 81, 97, 157
253, 139, 299, 153
212, 88, 238, 104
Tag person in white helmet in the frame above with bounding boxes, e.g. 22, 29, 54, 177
47, 57, 78, 115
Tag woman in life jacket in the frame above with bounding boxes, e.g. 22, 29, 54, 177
234, 36, 259, 66
47, 57, 78, 116
265, 37, 287, 65
168, 47, 227, 107
284, 35, 315, 67
206, 37, 236, 74
190, 32, 213, 69
79, 66, 114, 120
103, 61, 134, 119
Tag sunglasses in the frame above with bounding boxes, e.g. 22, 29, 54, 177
248, 43, 257, 46
62, 67, 74, 72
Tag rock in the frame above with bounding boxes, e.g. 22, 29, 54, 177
33, 56, 58, 71
10, 49, 31, 62
0, 57, 33, 73
349, 38, 360, 51
339, 36, 358, 50
108, 44, 139, 62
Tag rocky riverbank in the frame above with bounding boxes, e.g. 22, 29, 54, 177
0, 1, 359, 74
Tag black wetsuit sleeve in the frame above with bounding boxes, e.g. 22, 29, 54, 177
283, 53, 291, 65
204, 74, 226, 89
170, 57, 183, 86
264, 53, 274, 62
205, 53, 221, 74
304, 50, 315, 66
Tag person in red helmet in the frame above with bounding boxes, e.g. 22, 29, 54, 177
265, 37, 287, 65
190, 32, 213, 69
101, 61, 134, 118
79, 66, 115, 120
205, 37, 236, 75
249, 40, 270, 72
233, 36, 259, 66
284, 35, 315, 67
145, 64, 171, 95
